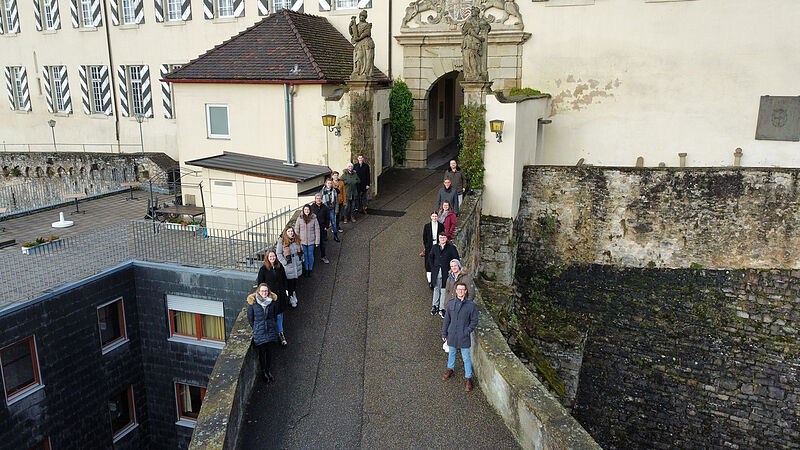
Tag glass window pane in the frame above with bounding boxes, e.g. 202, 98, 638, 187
172, 311, 198, 337
217, 0, 232, 16
336, 0, 357, 8
273, 0, 290, 10
108, 388, 133, 435
200, 314, 225, 340
178, 384, 204, 419
81, 0, 91, 25
98, 301, 123, 346
90, 66, 104, 113
1, 340, 35, 395
208, 106, 228, 136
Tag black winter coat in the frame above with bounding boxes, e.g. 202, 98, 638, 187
427, 242, 460, 288
256, 264, 289, 311
310, 202, 330, 230
354, 162, 370, 192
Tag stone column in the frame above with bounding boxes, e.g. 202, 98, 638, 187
460, 80, 493, 107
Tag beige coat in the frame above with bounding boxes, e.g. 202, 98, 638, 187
295, 215, 320, 246
445, 269, 475, 305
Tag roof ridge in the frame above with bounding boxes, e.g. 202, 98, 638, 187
170, 16, 272, 78
282, 10, 325, 80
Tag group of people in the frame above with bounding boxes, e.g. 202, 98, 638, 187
247, 156, 371, 383
421, 159, 479, 392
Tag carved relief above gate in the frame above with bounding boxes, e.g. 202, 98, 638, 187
401, 0, 523, 30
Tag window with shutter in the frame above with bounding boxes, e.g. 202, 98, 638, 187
216, 0, 232, 17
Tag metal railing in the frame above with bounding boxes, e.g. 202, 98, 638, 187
0, 206, 297, 307
1, 143, 146, 154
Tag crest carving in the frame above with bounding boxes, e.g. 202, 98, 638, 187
402, 0, 523, 29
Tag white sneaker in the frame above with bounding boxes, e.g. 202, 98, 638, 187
290, 293, 298, 308
322, 257, 330, 264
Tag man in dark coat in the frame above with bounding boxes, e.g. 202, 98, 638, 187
354, 154, 371, 214
437, 179, 459, 215
310, 194, 331, 264
427, 231, 459, 317
421, 211, 440, 273
441, 282, 479, 391
340, 163, 361, 223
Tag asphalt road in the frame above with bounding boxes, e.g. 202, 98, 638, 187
239, 168, 518, 449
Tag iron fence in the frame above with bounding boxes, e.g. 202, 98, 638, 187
0, 206, 297, 307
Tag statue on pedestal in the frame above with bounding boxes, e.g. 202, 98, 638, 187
350, 10, 375, 80
461, 6, 491, 81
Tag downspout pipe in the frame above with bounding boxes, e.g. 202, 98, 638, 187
289, 84, 296, 166
283, 84, 296, 166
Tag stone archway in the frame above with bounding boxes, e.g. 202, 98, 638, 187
426, 71, 464, 158
396, 0, 530, 168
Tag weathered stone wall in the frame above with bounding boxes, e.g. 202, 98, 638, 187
479, 215, 518, 284
517, 166, 800, 270
0, 152, 177, 214
536, 265, 800, 449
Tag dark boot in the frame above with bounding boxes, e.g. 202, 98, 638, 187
266, 371, 274, 383
465, 378, 473, 391
442, 368, 454, 380
334, 233, 340, 242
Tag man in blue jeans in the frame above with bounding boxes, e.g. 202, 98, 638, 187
441, 282, 479, 391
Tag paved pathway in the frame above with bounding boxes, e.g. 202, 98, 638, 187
240, 168, 518, 449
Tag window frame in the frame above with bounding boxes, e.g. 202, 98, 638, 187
205, 104, 230, 139
168, 310, 225, 343
273, 0, 291, 11
41, 0, 56, 30
127, 65, 145, 116
79, 0, 92, 26
46, 66, 67, 113
121, 0, 135, 24
88, 65, 104, 114
335, 0, 358, 10
1, 0, 14, 34
166, 0, 181, 21
8, 66, 25, 111
0, 336, 43, 404
109, 385, 137, 442
97, 297, 129, 354
216, 0, 233, 17
175, 382, 206, 424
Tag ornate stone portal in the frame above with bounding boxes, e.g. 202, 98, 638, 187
402, 0, 523, 29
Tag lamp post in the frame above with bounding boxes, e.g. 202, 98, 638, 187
47, 119, 57, 152
135, 114, 145, 155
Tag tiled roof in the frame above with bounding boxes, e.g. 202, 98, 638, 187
185, 152, 331, 183
166, 9, 384, 83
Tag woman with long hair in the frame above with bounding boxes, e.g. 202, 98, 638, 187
247, 283, 282, 383
277, 227, 303, 307
295, 204, 320, 278
257, 249, 289, 346
438, 200, 457, 241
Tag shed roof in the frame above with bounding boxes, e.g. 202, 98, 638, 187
185, 152, 331, 183
165, 9, 384, 83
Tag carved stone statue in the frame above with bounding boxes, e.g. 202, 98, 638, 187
461, 6, 490, 81
401, 0, 523, 29
350, 10, 375, 80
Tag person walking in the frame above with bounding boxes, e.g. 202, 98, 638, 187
438, 200, 457, 242
320, 178, 341, 242
341, 163, 361, 223
247, 283, 283, 383
437, 179, 459, 215
331, 171, 347, 228
295, 204, 320, 277
256, 249, 289, 346
354, 154, 371, 214
427, 231, 460, 317
277, 227, 303, 307
310, 194, 331, 264
421, 211, 440, 280
444, 259, 474, 303
441, 282, 479, 391
444, 159, 467, 209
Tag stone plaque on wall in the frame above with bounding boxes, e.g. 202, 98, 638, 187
755, 96, 800, 141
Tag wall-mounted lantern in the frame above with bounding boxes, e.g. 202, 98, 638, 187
47, 119, 57, 152
489, 119, 504, 143
322, 114, 341, 136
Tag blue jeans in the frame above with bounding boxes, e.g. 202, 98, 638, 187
448, 346, 473, 379
302, 244, 315, 271
328, 208, 338, 234
277, 313, 284, 333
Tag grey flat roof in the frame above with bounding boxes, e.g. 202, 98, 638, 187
185, 152, 330, 183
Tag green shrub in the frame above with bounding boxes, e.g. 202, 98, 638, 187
458, 103, 486, 189
389, 79, 415, 165
509, 87, 546, 97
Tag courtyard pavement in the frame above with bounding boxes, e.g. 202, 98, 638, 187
239, 168, 518, 449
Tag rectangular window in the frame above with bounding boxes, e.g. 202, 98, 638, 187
167, 295, 225, 343
273, 0, 290, 10
42, 0, 55, 29
8, 66, 26, 110
1, 0, 12, 33
108, 386, 136, 440
80, 0, 92, 26
97, 297, 128, 352
89, 65, 104, 113
0, 337, 42, 402
176, 383, 206, 421
336, 0, 357, 8
206, 104, 229, 138
121, 0, 135, 24
46, 66, 67, 113
128, 65, 144, 116
216, 0, 232, 16
167, 0, 181, 20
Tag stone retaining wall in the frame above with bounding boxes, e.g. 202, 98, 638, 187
455, 191, 599, 449
517, 166, 800, 270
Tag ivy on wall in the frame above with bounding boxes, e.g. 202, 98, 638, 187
349, 92, 373, 165
389, 79, 415, 165
458, 103, 486, 189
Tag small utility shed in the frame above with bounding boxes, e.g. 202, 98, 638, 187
165, 9, 383, 230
